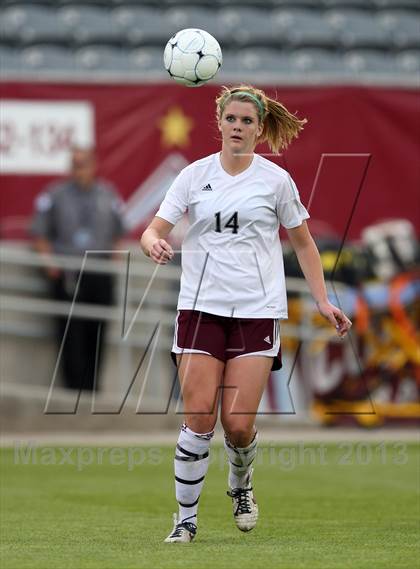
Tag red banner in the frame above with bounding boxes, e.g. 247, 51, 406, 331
1, 82, 419, 239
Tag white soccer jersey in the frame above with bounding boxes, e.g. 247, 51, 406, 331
156, 152, 309, 319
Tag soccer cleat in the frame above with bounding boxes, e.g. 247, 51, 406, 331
164, 513, 197, 543
227, 472, 259, 532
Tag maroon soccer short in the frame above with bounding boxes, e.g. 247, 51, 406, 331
171, 310, 282, 371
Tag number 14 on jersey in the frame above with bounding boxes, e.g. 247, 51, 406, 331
214, 211, 239, 234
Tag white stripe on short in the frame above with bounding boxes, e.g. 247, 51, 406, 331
235, 319, 280, 360
171, 311, 211, 356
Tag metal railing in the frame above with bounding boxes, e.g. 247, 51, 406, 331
1, 242, 349, 393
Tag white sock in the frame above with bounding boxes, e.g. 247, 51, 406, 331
224, 431, 258, 489
174, 423, 214, 526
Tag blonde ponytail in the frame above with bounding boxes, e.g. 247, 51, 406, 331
262, 97, 307, 153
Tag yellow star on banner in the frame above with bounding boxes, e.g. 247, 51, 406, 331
158, 106, 194, 148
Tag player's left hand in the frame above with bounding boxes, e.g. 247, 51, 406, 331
316, 300, 352, 338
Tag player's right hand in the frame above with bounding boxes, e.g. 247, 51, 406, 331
149, 238, 174, 264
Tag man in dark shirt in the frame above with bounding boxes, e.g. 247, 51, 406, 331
32, 146, 125, 391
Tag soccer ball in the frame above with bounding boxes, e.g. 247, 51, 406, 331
163, 28, 222, 87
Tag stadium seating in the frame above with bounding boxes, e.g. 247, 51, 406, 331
128, 46, 169, 73
379, 10, 420, 49
0, 45, 22, 70
323, 0, 376, 9
112, 6, 176, 46
59, 5, 125, 46
23, 44, 76, 71
164, 7, 224, 43
0, 0, 418, 81
217, 7, 278, 47
219, 47, 294, 78
75, 45, 130, 71
220, 0, 324, 7
0, 0, 53, 6
326, 9, 390, 49
344, 48, 400, 73
0, 44, 76, 73
1, 0, 420, 7
372, 0, 420, 9
56, 0, 113, 5
272, 8, 337, 48
290, 47, 349, 75
395, 49, 420, 74
0, 4, 70, 46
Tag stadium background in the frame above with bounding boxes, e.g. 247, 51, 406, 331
0, 2, 419, 568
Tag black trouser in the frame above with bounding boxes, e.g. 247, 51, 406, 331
51, 271, 113, 391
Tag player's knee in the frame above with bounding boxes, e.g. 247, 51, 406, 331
222, 421, 255, 447
185, 414, 216, 434
184, 398, 218, 433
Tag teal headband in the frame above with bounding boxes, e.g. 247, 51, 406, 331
225, 91, 265, 119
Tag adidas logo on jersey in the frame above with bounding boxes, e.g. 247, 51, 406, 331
263, 336, 271, 344
201, 183, 213, 191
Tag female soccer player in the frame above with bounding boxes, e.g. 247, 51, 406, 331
140, 85, 352, 543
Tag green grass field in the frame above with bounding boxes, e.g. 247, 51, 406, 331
1, 442, 419, 569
